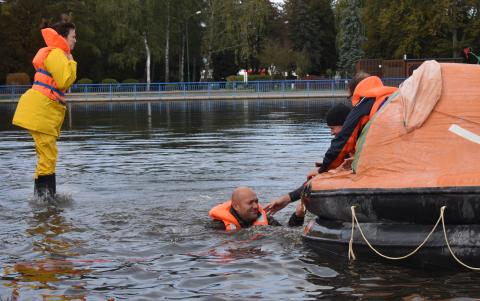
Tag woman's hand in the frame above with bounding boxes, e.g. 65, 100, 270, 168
66, 53, 74, 61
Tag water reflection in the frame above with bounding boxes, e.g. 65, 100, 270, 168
3, 206, 90, 300
27, 207, 78, 256
0, 99, 340, 132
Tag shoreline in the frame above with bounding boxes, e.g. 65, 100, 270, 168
0, 91, 349, 104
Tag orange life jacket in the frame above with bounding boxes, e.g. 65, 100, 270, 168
31, 28, 71, 104
328, 124, 365, 170
209, 200, 269, 231
328, 77, 398, 170
351, 76, 398, 112
362, 85, 399, 118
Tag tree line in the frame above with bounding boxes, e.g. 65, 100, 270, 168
1, 0, 479, 84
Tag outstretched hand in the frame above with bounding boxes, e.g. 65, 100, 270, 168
339, 157, 353, 170
295, 201, 306, 217
306, 168, 319, 180
264, 195, 291, 216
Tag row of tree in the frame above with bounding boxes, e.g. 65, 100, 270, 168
1, 0, 479, 84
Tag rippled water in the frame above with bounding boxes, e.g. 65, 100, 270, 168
1, 100, 479, 300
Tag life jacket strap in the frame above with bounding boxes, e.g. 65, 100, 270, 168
36, 68, 52, 77
33, 81, 65, 97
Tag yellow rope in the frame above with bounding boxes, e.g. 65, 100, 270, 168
438, 206, 480, 270
348, 205, 480, 270
348, 206, 443, 260
348, 207, 356, 260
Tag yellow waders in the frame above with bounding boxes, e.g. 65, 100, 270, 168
30, 130, 58, 178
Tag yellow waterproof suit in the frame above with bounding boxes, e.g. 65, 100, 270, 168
12, 28, 76, 180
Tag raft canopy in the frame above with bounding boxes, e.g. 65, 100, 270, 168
312, 61, 480, 190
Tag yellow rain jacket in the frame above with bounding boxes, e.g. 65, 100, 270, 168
12, 28, 77, 137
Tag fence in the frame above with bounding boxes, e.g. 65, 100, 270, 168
0, 79, 406, 102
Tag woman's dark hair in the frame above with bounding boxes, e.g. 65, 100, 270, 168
51, 22, 76, 38
41, 15, 75, 38
348, 71, 370, 96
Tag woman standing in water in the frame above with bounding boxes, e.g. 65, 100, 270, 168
12, 19, 77, 199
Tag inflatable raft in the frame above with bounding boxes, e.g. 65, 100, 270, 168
303, 61, 480, 269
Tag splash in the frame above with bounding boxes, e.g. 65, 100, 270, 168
29, 193, 73, 209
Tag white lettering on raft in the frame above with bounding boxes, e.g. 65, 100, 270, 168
448, 124, 480, 145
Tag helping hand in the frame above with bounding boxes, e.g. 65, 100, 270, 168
339, 157, 353, 170
264, 194, 291, 216
306, 168, 319, 180
295, 201, 306, 217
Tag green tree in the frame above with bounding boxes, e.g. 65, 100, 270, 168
257, 39, 312, 78
337, 0, 365, 75
285, 0, 337, 74
201, 0, 273, 79
0, 0, 52, 83
361, 0, 389, 58
433, 0, 480, 58
0, 0, 96, 82
362, 0, 480, 59
95, 1, 144, 72
294, 50, 312, 77
258, 39, 295, 76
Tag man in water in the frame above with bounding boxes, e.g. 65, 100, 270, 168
209, 186, 304, 231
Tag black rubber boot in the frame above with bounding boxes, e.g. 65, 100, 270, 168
34, 177, 39, 195
35, 175, 47, 198
48, 173, 56, 196
35, 174, 56, 200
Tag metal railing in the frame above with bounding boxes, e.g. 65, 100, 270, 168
0, 78, 406, 102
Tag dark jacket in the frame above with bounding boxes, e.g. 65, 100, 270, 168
319, 98, 375, 173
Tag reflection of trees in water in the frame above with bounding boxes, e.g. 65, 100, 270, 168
2, 207, 91, 300
64, 100, 334, 134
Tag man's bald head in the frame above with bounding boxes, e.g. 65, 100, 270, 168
231, 186, 256, 204
231, 186, 259, 222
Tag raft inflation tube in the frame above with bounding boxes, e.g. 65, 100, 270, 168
302, 61, 480, 270
306, 187, 480, 224
302, 217, 480, 269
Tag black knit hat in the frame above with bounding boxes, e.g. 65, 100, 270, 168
326, 103, 351, 126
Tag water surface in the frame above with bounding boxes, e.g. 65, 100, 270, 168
0, 100, 478, 300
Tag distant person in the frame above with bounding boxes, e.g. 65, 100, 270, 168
12, 19, 77, 199
209, 186, 304, 231
265, 103, 351, 215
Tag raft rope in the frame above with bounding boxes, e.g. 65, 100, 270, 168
348, 205, 480, 270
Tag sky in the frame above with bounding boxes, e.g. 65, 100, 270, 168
270, 0, 285, 7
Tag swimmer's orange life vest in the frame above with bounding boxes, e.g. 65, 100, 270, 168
31, 28, 71, 104
209, 200, 269, 231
